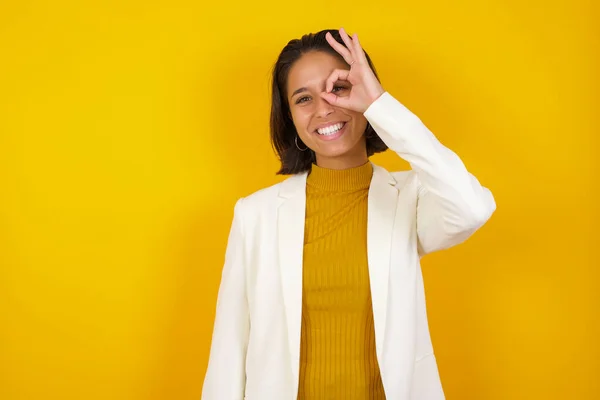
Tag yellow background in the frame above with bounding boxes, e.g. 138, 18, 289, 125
1, 0, 598, 399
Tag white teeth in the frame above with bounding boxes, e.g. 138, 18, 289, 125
317, 122, 344, 136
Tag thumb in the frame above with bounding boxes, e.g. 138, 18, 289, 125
320, 91, 351, 109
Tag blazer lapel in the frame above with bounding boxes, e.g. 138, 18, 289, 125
368, 164, 398, 360
277, 172, 308, 383
275, 164, 398, 379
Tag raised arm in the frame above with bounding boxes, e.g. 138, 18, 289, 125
364, 92, 496, 255
321, 27, 495, 256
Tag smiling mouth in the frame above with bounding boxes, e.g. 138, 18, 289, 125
316, 122, 346, 136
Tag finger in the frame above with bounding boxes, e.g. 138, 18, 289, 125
325, 69, 350, 93
351, 33, 368, 64
339, 28, 357, 62
325, 31, 353, 65
320, 91, 351, 109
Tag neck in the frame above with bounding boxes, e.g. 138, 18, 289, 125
315, 146, 368, 170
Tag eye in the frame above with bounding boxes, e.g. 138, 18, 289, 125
296, 96, 310, 104
332, 85, 349, 94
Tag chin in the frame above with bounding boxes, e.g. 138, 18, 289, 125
317, 146, 355, 159
314, 139, 366, 161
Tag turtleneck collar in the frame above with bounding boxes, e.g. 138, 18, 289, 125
306, 161, 373, 192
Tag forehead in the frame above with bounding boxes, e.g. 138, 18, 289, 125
287, 51, 348, 94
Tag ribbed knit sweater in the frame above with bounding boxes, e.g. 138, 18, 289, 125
297, 161, 386, 400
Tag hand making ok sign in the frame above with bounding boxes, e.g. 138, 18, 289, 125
321, 28, 386, 113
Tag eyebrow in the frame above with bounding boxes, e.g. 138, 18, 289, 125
290, 87, 308, 99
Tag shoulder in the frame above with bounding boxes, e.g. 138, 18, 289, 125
234, 172, 306, 214
238, 181, 282, 210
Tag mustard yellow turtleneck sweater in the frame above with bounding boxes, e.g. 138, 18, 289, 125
297, 161, 386, 400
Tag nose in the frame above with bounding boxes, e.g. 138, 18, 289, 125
315, 95, 334, 117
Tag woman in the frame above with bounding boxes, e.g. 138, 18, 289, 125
202, 28, 495, 400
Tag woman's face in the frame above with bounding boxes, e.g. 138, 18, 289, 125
287, 51, 368, 169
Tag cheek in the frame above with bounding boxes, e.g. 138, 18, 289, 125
350, 113, 368, 134
290, 110, 312, 135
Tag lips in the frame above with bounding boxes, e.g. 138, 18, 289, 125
315, 121, 346, 136
313, 121, 347, 141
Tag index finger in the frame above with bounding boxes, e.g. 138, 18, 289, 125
324, 68, 351, 93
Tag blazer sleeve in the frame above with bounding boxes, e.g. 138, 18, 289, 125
364, 92, 496, 256
202, 198, 249, 400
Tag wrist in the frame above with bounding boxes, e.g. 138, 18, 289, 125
363, 88, 386, 112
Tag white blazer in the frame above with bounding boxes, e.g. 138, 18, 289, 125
202, 92, 496, 400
